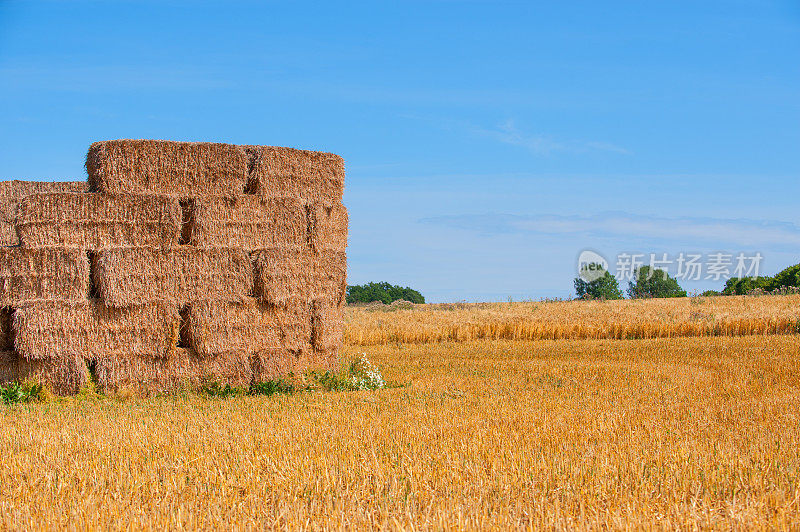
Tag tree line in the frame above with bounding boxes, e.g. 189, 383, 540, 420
574, 262, 800, 300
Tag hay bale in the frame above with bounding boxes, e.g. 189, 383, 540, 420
251, 347, 337, 383
96, 349, 252, 394
311, 299, 344, 352
251, 248, 346, 308
0, 248, 88, 305
308, 203, 348, 253
14, 300, 179, 360
245, 146, 344, 206
187, 299, 281, 357
191, 196, 306, 250
96, 247, 253, 306
187, 298, 314, 357
86, 140, 248, 197
0, 180, 86, 245
310, 250, 347, 305
14, 192, 181, 249
251, 248, 313, 306
13, 353, 88, 395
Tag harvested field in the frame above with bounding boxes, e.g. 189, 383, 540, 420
0, 247, 88, 304
15, 192, 181, 248
86, 140, 248, 197
344, 294, 800, 345
95, 247, 254, 307
2, 334, 799, 528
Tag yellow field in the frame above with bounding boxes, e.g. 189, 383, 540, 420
345, 295, 800, 345
2, 300, 800, 529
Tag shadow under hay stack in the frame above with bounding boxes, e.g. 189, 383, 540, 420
0, 140, 348, 394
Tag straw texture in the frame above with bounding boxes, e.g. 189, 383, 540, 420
192, 196, 306, 249
252, 248, 313, 306
186, 299, 282, 357
0, 180, 85, 244
245, 146, 344, 206
15, 192, 181, 248
14, 300, 178, 361
86, 140, 248, 197
309, 203, 348, 253
0, 351, 88, 395
96, 247, 253, 306
0, 248, 88, 305
251, 347, 337, 383
96, 349, 252, 394
311, 299, 344, 352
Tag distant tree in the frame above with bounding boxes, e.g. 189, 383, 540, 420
574, 264, 623, 300
627, 266, 687, 299
722, 276, 773, 296
771, 263, 800, 290
720, 263, 799, 295
346, 282, 425, 304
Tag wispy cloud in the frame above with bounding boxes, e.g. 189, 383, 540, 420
405, 115, 630, 156
421, 212, 800, 249
470, 119, 631, 155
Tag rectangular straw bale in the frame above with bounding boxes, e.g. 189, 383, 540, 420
14, 300, 178, 360
251, 248, 313, 306
308, 203, 348, 253
86, 140, 248, 197
187, 298, 283, 357
15, 192, 181, 248
14, 353, 88, 395
245, 146, 344, 206
251, 347, 337, 383
96, 247, 253, 306
310, 250, 348, 306
311, 298, 344, 352
0, 247, 88, 305
96, 349, 252, 394
0, 180, 86, 245
192, 196, 306, 249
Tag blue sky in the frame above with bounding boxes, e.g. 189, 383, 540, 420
1, 0, 798, 301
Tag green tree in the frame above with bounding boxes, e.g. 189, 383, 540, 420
627, 266, 687, 299
722, 276, 773, 295
346, 282, 425, 304
574, 264, 623, 300
771, 263, 800, 290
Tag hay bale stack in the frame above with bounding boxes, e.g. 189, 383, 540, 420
86, 140, 248, 197
0, 180, 85, 245
14, 301, 178, 360
0, 139, 347, 394
0, 248, 88, 304
15, 192, 181, 248
95, 247, 254, 306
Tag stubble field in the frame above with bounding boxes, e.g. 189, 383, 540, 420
1, 297, 799, 529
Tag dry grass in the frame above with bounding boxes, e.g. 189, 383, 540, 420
1, 334, 799, 528
345, 295, 800, 345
